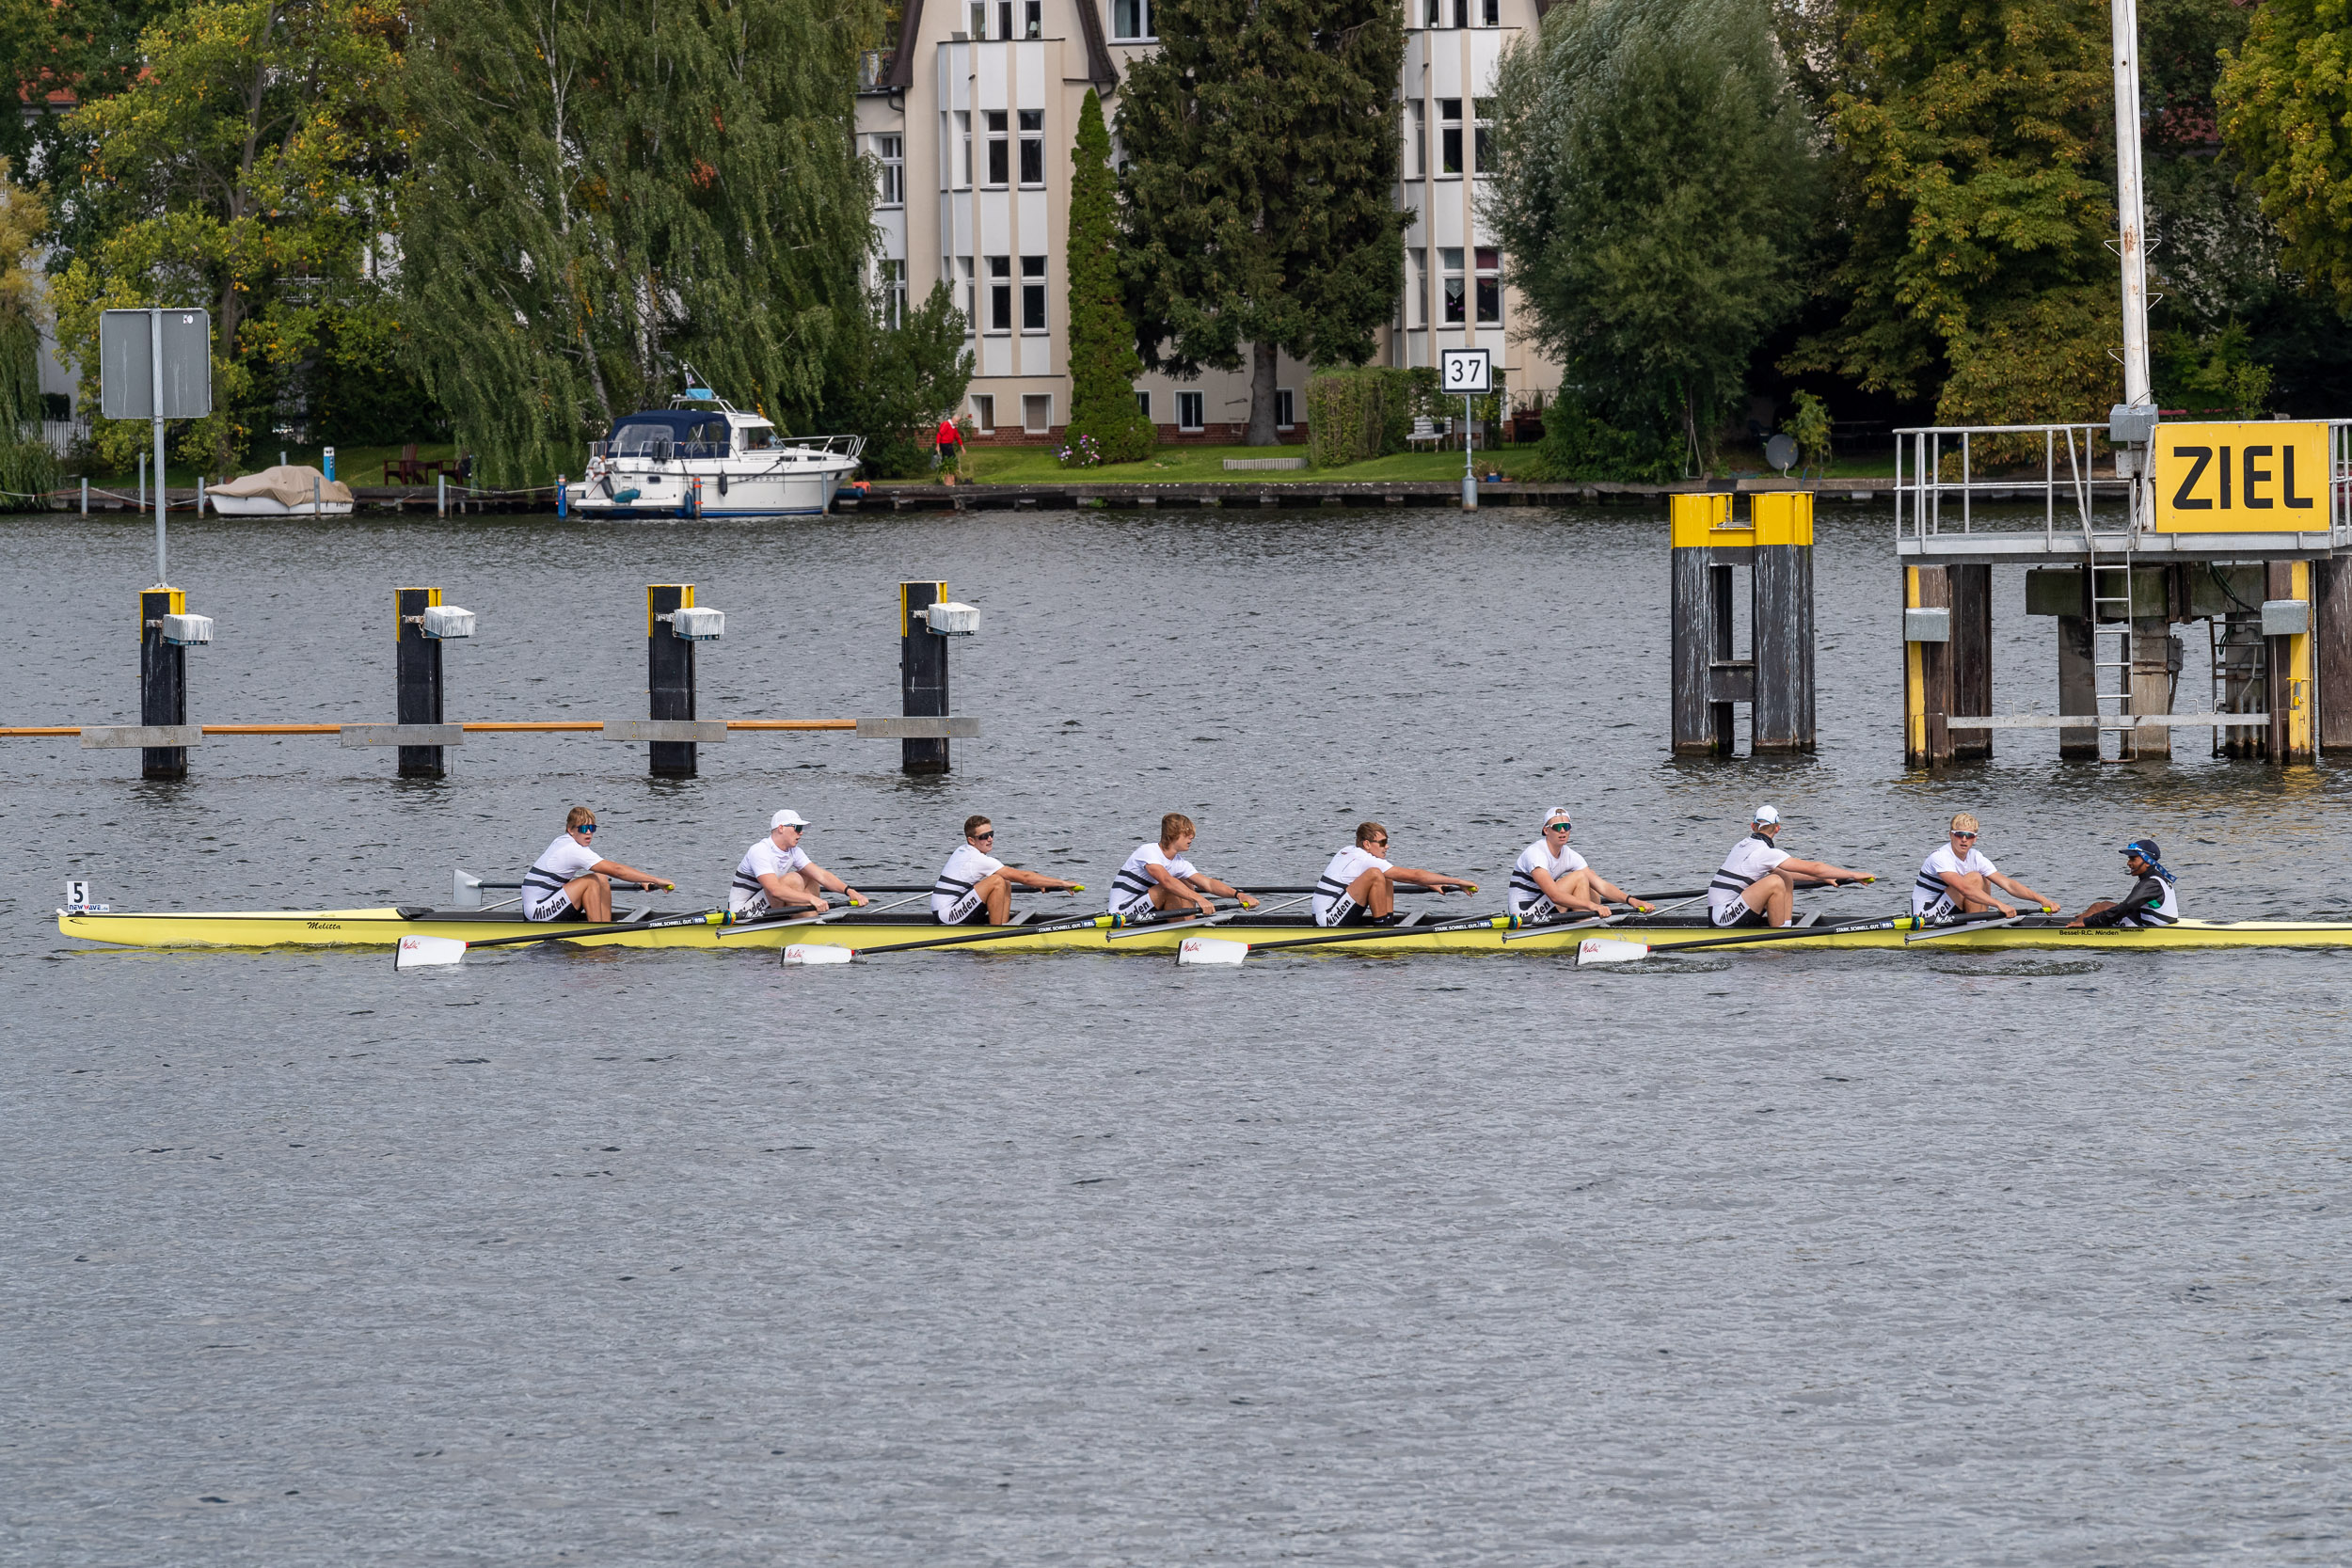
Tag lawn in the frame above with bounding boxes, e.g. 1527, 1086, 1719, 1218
898, 442, 1540, 486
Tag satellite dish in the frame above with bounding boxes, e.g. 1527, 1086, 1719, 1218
1766, 433, 1799, 474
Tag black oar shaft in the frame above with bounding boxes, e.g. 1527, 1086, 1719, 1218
453, 909, 725, 949
1244, 914, 1508, 953
844, 915, 1113, 956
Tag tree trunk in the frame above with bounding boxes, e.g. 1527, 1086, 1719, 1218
1245, 341, 1279, 445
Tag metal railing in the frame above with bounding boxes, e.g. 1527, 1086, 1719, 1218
1895, 419, 2352, 552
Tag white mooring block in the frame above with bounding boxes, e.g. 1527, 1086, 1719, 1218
421, 604, 476, 639
921, 601, 981, 636
161, 612, 214, 646
671, 606, 725, 641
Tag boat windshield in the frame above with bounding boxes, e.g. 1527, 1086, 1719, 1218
740, 424, 776, 451
611, 417, 733, 459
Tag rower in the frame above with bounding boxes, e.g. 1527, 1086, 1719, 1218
2068, 838, 2181, 928
1312, 822, 1478, 927
1707, 804, 1872, 928
1912, 812, 2056, 921
521, 806, 675, 923
931, 815, 1084, 926
731, 809, 865, 921
1107, 813, 1258, 923
1508, 807, 1654, 923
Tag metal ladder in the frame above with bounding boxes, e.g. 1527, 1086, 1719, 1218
2208, 608, 2266, 757
2086, 531, 2137, 762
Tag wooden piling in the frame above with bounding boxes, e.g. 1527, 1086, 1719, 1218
1947, 562, 1991, 760
2266, 560, 2315, 763
646, 584, 698, 778
395, 587, 446, 778
1669, 495, 1739, 756
899, 579, 951, 774
1905, 566, 1954, 767
139, 587, 188, 780
2313, 557, 2352, 752
1749, 492, 1816, 752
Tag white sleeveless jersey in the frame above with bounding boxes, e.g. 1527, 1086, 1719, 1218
522, 833, 601, 920
1708, 833, 1791, 924
1913, 844, 1998, 916
732, 837, 813, 916
1313, 845, 1392, 926
931, 843, 1005, 920
1108, 843, 1198, 914
1508, 840, 1589, 915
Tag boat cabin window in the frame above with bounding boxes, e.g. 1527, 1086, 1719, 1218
610, 417, 732, 460
740, 424, 775, 451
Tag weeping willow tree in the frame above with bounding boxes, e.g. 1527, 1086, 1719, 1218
399, 0, 882, 483
0, 162, 56, 500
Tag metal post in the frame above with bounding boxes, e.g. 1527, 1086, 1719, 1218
2111, 0, 2152, 409
196, 476, 205, 516
151, 305, 166, 582
139, 585, 187, 779
900, 579, 950, 774
647, 584, 697, 778
557, 474, 566, 519
1461, 392, 1477, 511
79, 477, 87, 517
437, 472, 446, 518
395, 587, 446, 778
136, 451, 145, 520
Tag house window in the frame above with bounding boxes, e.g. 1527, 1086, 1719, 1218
953, 111, 972, 188
985, 110, 1009, 186
1475, 247, 1502, 325
969, 0, 986, 36
1019, 109, 1044, 185
1136, 390, 1152, 420
1452, 0, 1468, 26
1422, 0, 1439, 25
957, 257, 977, 330
1114, 0, 1152, 39
1474, 98, 1494, 173
1276, 388, 1295, 430
1023, 393, 1052, 433
996, 0, 1012, 39
1406, 102, 1424, 179
1024, 0, 1041, 37
1022, 255, 1047, 331
1177, 390, 1204, 431
1438, 100, 1462, 176
876, 135, 904, 206
1441, 247, 1465, 325
971, 393, 995, 433
987, 255, 1012, 331
879, 259, 908, 327
1482, 0, 1498, 22
1405, 249, 1426, 328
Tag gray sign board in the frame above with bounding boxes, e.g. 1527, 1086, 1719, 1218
99, 309, 214, 420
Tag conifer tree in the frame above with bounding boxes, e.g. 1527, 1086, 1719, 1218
1061, 89, 1152, 463
1117, 0, 1405, 445
399, 0, 880, 483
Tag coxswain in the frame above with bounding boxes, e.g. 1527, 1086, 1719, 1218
1707, 804, 1872, 928
2067, 838, 2181, 928
1911, 812, 2056, 921
1107, 813, 1258, 922
731, 809, 865, 921
1312, 822, 1478, 927
520, 806, 675, 923
931, 815, 1084, 925
1508, 808, 1654, 923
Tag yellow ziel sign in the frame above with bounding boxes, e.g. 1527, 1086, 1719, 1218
2153, 420, 2328, 531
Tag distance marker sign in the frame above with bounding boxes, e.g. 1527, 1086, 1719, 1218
1440, 347, 1491, 395
2153, 420, 2327, 531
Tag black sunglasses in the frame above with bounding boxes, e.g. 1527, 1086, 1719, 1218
972, 831, 995, 841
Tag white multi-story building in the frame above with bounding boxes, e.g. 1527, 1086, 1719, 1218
856, 0, 1557, 444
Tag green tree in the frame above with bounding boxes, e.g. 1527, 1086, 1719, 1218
2217, 0, 2352, 307
815, 280, 973, 478
1117, 0, 1405, 445
0, 158, 56, 496
44, 0, 410, 473
1786, 0, 2122, 428
1488, 0, 1817, 477
1061, 89, 1151, 464
0, 0, 180, 211
399, 0, 882, 484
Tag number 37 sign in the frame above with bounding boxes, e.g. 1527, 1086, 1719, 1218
1440, 347, 1491, 395
2153, 420, 2327, 531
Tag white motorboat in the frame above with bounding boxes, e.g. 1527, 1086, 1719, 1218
564, 371, 864, 520
205, 464, 356, 516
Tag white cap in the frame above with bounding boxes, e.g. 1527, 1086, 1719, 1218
1543, 806, 1574, 828
771, 809, 810, 830
1752, 803, 1781, 827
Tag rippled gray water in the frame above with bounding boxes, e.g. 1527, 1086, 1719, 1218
4, 504, 2348, 1562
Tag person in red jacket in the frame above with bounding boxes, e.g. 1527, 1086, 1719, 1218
935, 415, 963, 483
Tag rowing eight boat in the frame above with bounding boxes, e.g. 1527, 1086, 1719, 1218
55, 904, 2352, 954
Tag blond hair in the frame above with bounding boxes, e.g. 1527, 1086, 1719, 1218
565, 804, 596, 830
1949, 812, 1979, 834
1160, 812, 1195, 848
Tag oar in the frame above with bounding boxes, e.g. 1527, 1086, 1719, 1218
712, 889, 930, 939
1104, 892, 1311, 941
1575, 908, 1999, 967
1903, 908, 2035, 943
782, 911, 1117, 964
1234, 911, 1515, 955
394, 907, 729, 969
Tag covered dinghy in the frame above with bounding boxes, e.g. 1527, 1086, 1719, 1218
205, 465, 356, 516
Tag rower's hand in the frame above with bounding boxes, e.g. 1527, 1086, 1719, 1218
1631, 899, 1654, 914
2040, 903, 2058, 915
1996, 902, 2018, 919
1236, 894, 1259, 910
845, 889, 866, 907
